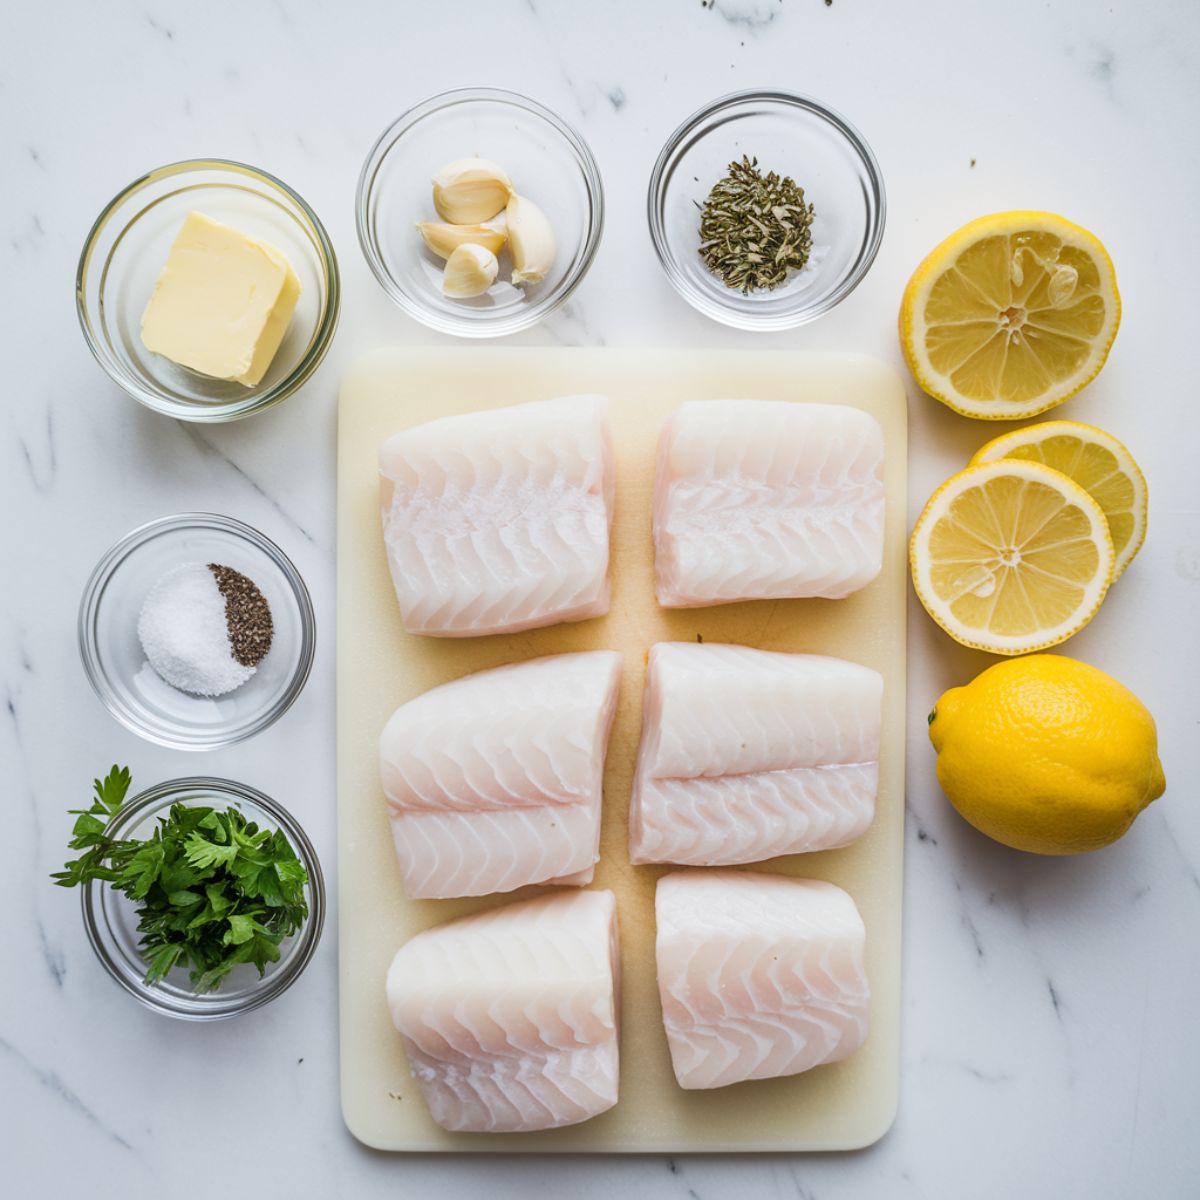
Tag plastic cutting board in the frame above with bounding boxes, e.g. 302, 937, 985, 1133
337, 347, 906, 1152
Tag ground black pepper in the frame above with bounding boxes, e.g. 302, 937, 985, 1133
208, 564, 274, 667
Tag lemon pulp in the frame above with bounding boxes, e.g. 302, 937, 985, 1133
901, 212, 1120, 419
910, 460, 1114, 654
971, 420, 1146, 577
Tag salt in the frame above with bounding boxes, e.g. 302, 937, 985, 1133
137, 563, 254, 697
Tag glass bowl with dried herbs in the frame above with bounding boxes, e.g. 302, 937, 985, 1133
647, 90, 885, 330
61, 771, 324, 1020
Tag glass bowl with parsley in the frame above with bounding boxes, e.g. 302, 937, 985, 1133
647, 90, 885, 330
62, 770, 324, 1020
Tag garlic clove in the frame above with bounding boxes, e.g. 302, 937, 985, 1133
416, 219, 507, 260
506, 194, 557, 285
442, 243, 499, 299
432, 158, 513, 224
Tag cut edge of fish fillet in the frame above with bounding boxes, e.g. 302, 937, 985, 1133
654, 870, 870, 1090
652, 400, 885, 607
387, 888, 621, 1133
378, 394, 616, 638
382, 652, 621, 899
629, 644, 882, 867
630, 763, 878, 867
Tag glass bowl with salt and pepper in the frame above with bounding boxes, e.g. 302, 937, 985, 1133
647, 89, 885, 330
78, 514, 315, 750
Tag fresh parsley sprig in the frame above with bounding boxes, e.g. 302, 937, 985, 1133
53, 766, 309, 994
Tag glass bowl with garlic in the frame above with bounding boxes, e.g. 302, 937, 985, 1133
356, 88, 604, 337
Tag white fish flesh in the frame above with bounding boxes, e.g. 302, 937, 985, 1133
629, 643, 881, 867
655, 870, 869, 1089
380, 651, 621, 899
654, 400, 885, 606
387, 888, 620, 1132
379, 394, 614, 637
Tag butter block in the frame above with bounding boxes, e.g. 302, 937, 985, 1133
141, 212, 302, 388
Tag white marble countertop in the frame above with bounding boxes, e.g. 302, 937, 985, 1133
3, 1, 1198, 1195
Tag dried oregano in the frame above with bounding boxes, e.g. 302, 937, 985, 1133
697, 155, 815, 293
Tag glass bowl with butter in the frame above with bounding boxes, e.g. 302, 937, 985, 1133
77, 160, 340, 421
356, 88, 604, 337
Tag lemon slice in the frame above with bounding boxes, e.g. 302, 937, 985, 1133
910, 460, 1114, 654
900, 212, 1121, 419
970, 421, 1146, 578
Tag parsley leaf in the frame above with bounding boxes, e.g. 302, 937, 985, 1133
93, 765, 132, 816
183, 832, 239, 871
53, 768, 309, 994
50, 765, 137, 889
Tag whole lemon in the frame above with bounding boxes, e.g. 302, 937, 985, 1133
928, 655, 1165, 854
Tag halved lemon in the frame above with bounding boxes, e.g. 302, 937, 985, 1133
970, 421, 1146, 578
900, 212, 1120, 419
910, 460, 1114, 655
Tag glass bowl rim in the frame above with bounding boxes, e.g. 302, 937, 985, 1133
77, 512, 316, 750
75, 157, 341, 422
355, 85, 605, 338
81, 775, 326, 1021
646, 88, 887, 331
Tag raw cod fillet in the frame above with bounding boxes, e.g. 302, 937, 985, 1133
654, 399, 885, 606
655, 870, 869, 1089
380, 651, 621, 899
379, 394, 615, 637
387, 889, 621, 1133
629, 643, 882, 867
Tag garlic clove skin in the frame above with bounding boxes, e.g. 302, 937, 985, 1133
432, 158, 513, 224
506, 194, 557, 286
416, 219, 507, 261
442, 243, 499, 299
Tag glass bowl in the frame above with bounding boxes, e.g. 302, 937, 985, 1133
82, 777, 325, 1020
647, 90, 885, 330
356, 87, 604, 337
76, 159, 340, 421
79, 513, 315, 749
